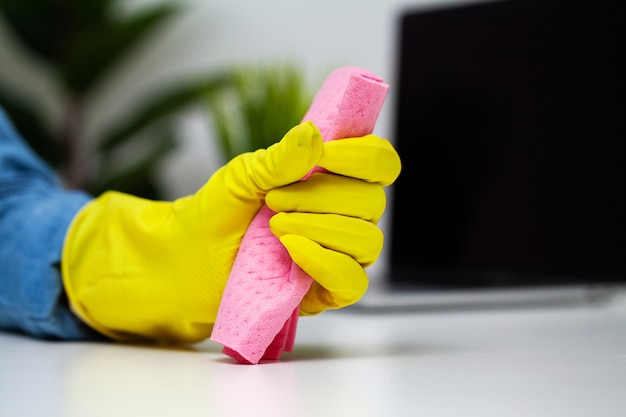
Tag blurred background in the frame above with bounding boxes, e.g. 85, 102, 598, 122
0, 0, 462, 200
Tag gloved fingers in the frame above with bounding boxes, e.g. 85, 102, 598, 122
265, 173, 387, 223
197, 121, 323, 198
300, 281, 338, 316
318, 135, 402, 186
279, 234, 369, 314
270, 212, 383, 266
242, 121, 323, 191
192, 121, 323, 231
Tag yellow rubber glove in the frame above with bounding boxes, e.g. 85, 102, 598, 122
62, 122, 401, 343
269, 135, 401, 315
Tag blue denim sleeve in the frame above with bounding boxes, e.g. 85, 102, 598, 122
0, 107, 103, 340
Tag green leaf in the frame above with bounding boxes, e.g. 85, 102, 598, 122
92, 129, 176, 197
206, 63, 312, 161
59, 4, 178, 93
206, 95, 239, 161
0, 0, 118, 66
0, 84, 61, 166
98, 73, 233, 152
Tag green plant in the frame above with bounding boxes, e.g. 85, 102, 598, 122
0, 0, 231, 199
207, 63, 313, 161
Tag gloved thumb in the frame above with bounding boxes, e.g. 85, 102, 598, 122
190, 121, 324, 233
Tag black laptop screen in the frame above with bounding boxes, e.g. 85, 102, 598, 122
389, 0, 625, 289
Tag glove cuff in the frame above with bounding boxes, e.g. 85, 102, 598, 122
62, 197, 120, 340
61, 192, 153, 342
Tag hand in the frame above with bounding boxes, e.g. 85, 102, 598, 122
62, 122, 324, 343
61, 121, 401, 343
267, 133, 401, 315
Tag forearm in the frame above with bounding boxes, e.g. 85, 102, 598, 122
0, 107, 102, 340
0, 189, 103, 339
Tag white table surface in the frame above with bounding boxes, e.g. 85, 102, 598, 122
1, 294, 625, 417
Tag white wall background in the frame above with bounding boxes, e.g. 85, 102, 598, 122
98, 0, 471, 197
0, 0, 480, 281
0, 0, 476, 195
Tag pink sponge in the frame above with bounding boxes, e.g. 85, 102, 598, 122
210, 66, 389, 364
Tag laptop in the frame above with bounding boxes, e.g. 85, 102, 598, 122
358, 0, 626, 310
